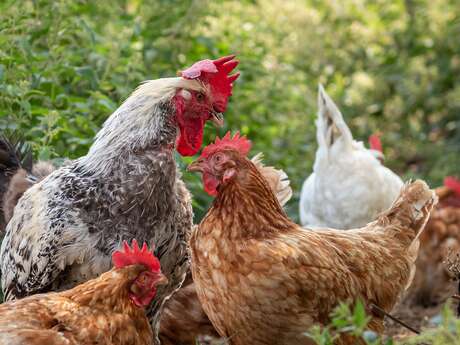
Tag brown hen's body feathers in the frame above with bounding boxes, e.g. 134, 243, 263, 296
159, 156, 292, 345
191, 157, 436, 345
0, 265, 152, 345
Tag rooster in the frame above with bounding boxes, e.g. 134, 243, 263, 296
0, 55, 239, 344
0, 239, 167, 345
188, 132, 436, 345
299, 85, 403, 229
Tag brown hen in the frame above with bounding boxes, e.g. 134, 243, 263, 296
0, 240, 167, 345
188, 132, 436, 345
159, 153, 292, 345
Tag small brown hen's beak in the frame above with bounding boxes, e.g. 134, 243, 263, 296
210, 110, 224, 128
187, 159, 205, 173
156, 273, 168, 286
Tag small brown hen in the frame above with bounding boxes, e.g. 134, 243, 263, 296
188, 132, 437, 345
0, 240, 167, 345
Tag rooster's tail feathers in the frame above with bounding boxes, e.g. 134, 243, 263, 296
251, 153, 292, 207
316, 84, 353, 150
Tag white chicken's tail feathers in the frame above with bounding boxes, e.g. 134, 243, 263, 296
251, 153, 292, 207
316, 84, 354, 150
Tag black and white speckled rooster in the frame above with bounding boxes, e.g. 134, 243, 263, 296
0, 55, 239, 344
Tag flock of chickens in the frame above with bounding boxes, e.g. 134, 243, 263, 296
0, 54, 458, 345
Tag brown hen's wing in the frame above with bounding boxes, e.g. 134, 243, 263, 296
0, 296, 77, 345
258, 227, 415, 331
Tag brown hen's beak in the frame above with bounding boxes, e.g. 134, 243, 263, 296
156, 273, 168, 286
210, 110, 224, 127
187, 160, 205, 173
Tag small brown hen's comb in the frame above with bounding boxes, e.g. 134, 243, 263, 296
180, 55, 240, 112
112, 239, 161, 272
200, 131, 252, 159
369, 133, 383, 152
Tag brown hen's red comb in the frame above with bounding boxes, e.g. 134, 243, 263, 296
200, 131, 251, 159
445, 176, 460, 196
112, 239, 161, 272
180, 55, 240, 113
369, 134, 383, 152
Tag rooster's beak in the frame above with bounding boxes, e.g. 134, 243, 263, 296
187, 160, 205, 173
209, 110, 224, 128
156, 273, 168, 286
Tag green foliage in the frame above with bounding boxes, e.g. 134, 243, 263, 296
0, 0, 459, 224
401, 305, 460, 345
306, 300, 393, 345
306, 301, 460, 345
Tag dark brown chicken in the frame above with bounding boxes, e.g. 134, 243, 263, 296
0, 135, 56, 233
409, 177, 460, 306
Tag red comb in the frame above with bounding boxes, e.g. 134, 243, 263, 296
368, 134, 383, 153
180, 55, 240, 113
444, 176, 460, 196
200, 131, 251, 159
112, 239, 161, 272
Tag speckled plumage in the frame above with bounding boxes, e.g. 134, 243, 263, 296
0, 265, 154, 345
0, 78, 205, 344
299, 85, 403, 229
191, 151, 436, 345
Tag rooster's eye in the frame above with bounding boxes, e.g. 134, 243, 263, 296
196, 92, 205, 101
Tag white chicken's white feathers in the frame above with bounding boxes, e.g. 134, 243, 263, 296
299, 84, 403, 229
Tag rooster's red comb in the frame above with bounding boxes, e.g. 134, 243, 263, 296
368, 133, 383, 153
112, 239, 161, 272
444, 176, 460, 196
180, 55, 240, 113
200, 131, 251, 159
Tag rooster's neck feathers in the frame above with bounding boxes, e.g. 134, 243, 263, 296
207, 161, 294, 240
79, 77, 202, 176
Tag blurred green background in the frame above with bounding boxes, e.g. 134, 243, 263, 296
0, 0, 459, 221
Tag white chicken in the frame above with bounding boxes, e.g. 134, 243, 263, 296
299, 84, 403, 229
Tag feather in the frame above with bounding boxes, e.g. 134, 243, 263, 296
251, 153, 292, 207
299, 85, 403, 229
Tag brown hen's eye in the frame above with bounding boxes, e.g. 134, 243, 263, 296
196, 92, 205, 101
